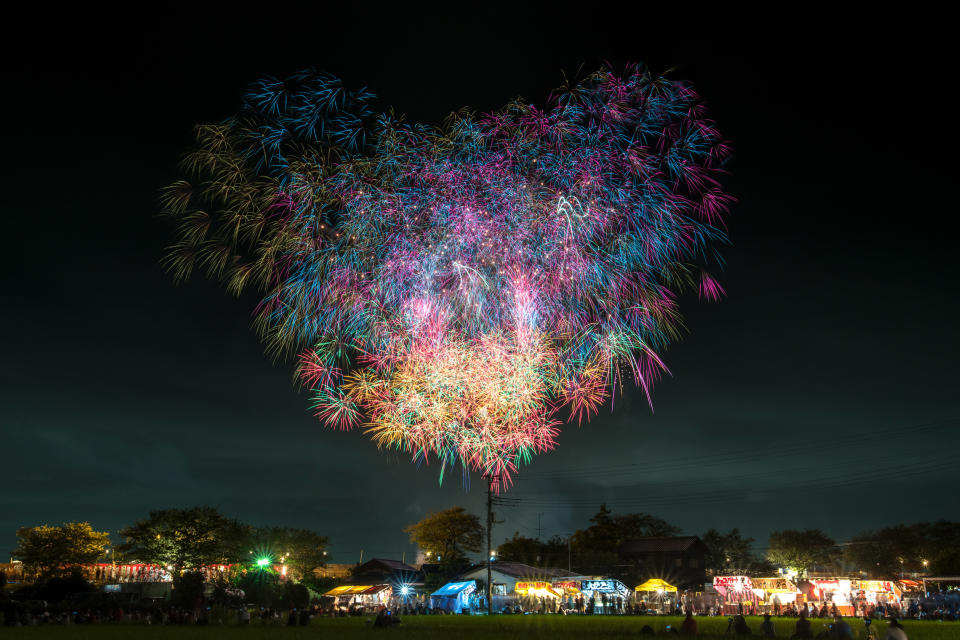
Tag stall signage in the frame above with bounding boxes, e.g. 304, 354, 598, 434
553, 581, 578, 589
714, 576, 753, 590
580, 579, 627, 594
516, 581, 551, 591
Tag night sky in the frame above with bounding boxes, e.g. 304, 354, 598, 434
3, 7, 957, 563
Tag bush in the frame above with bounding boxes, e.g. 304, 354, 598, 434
280, 582, 310, 610
173, 571, 205, 608
35, 570, 95, 603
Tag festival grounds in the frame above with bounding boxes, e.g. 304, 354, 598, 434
2, 615, 959, 639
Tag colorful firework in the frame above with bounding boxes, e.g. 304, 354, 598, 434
162, 64, 734, 489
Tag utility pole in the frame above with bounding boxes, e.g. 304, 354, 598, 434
537, 512, 544, 540
486, 475, 493, 615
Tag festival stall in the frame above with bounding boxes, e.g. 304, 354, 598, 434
324, 584, 392, 612
551, 580, 581, 611
713, 576, 761, 615
579, 579, 630, 614
634, 578, 678, 614
805, 579, 854, 616
751, 577, 798, 613
430, 580, 476, 613
515, 581, 562, 612
854, 580, 901, 613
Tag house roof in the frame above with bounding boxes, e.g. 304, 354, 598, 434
462, 561, 572, 579
619, 536, 706, 553
355, 558, 420, 573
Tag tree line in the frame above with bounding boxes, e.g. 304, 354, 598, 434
9, 507, 328, 585
410, 505, 960, 581
8, 504, 959, 592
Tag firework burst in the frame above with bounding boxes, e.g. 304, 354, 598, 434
163, 64, 734, 489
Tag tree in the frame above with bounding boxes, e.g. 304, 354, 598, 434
12, 522, 111, 577
767, 529, 836, 578
846, 521, 960, 577
497, 532, 542, 564
118, 506, 247, 575
404, 507, 483, 570
703, 528, 756, 576
570, 505, 680, 575
245, 527, 329, 581
497, 532, 569, 568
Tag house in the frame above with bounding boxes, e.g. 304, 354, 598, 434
350, 558, 424, 587
617, 536, 709, 588
458, 561, 581, 595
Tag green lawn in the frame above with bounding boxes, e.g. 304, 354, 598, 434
1, 616, 958, 639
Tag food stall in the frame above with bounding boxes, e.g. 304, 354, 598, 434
751, 577, 798, 613
324, 584, 392, 613
430, 580, 476, 613
634, 578, 678, 614
714, 576, 761, 615
552, 580, 581, 611
854, 580, 901, 612
579, 579, 630, 614
805, 579, 854, 616
515, 581, 562, 611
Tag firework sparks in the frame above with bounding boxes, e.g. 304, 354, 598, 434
163, 64, 734, 489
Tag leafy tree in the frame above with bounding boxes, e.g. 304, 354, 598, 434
118, 506, 247, 574
767, 529, 836, 578
846, 521, 960, 577
703, 528, 756, 576
404, 507, 483, 571
497, 532, 569, 568
570, 505, 680, 575
245, 527, 328, 581
12, 522, 111, 577
497, 532, 543, 564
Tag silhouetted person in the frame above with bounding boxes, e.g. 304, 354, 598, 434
883, 617, 907, 640
761, 614, 776, 637
794, 611, 813, 639
828, 614, 852, 640
680, 611, 698, 635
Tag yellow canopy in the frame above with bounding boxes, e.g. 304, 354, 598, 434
324, 585, 374, 596
635, 579, 678, 593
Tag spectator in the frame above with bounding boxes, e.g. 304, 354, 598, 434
729, 614, 752, 635
829, 614, 852, 640
793, 611, 813, 639
761, 614, 776, 637
680, 611, 698, 635
883, 618, 907, 640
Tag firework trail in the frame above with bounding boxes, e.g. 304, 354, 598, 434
162, 64, 734, 489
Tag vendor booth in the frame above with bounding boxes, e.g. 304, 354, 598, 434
635, 579, 678, 614
552, 580, 581, 612
579, 579, 630, 614
803, 579, 854, 616
324, 584, 392, 613
516, 581, 562, 612
751, 577, 798, 613
854, 580, 901, 612
714, 576, 761, 615
431, 580, 476, 613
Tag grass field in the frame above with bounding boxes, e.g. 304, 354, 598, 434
1, 615, 958, 639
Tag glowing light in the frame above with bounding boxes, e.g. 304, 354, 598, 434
400, 586, 411, 596
164, 63, 733, 490
256, 557, 270, 568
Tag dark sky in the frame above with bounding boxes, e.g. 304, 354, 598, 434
3, 6, 957, 563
